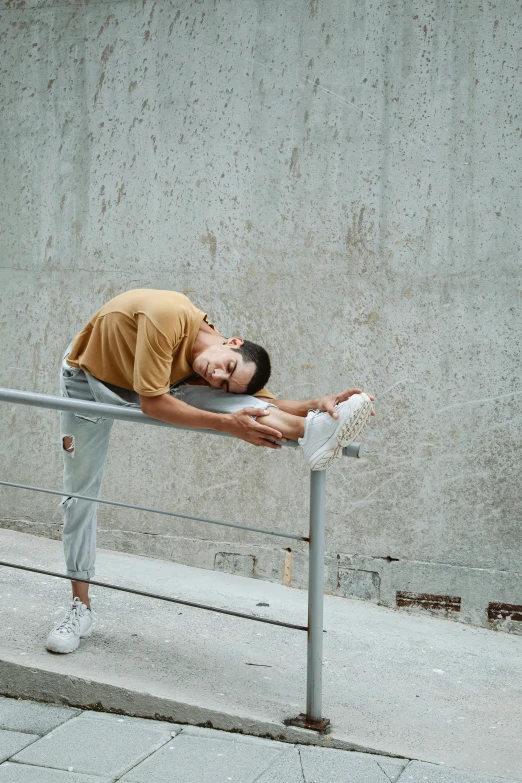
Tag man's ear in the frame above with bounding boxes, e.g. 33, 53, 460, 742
227, 337, 244, 348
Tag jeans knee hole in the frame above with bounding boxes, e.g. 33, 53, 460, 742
63, 435, 74, 455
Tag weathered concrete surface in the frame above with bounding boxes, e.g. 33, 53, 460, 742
0, 731, 37, 764
1, 530, 521, 779
0, 697, 80, 733
0, 0, 521, 631
11, 712, 176, 778
6, 699, 518, 783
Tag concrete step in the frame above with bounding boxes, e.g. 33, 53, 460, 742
0, 530, 521, 779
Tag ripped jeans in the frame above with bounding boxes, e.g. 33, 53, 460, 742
59, 347, 274, 580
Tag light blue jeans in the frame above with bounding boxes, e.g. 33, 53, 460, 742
59, 348, 274, 579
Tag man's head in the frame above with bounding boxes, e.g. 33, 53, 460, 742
192, 337, 271, 395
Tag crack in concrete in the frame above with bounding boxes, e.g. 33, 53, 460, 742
250, 747, 291, 783
436, 389, 522, 413
298, 746, 307, 782
393, 759, 413, 783
377, 760, 396, 783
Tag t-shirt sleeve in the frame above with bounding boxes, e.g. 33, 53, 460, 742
133, 313, 174, 396
253, 386, 276, 400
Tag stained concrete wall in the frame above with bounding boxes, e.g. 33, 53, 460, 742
1, 0, 521, 633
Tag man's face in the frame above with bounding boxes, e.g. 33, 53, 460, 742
193, 340, 256, 394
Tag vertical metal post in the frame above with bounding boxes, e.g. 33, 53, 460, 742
286, 468, 330, 732
306, 468, 327, 724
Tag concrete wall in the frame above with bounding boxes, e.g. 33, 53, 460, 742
1, 0, 520, 633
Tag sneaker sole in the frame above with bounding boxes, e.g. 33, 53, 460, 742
46, 636, 81, 654
45, 623, 93, 654
338, 394, 373, 446
311, 396, 373, 471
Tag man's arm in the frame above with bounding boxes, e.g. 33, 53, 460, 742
257, 388, 376, 419
140, 393, 284, 448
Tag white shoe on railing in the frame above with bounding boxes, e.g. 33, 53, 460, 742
298, 393, 373, 471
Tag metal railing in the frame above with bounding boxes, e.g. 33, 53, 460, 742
0, 386, 363, 732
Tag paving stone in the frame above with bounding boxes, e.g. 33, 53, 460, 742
372, 757, 409, 783
81, 711, 182, 734
255, 747, 306, 782
179, 724, 288, 747
120, 733, 286, 783
0, 761, 114, 782
0, 697, 80, 735
399, 761, 516, 783
299, 745, 408, 783
0, 730, 38, 763
11, 713, 172, 778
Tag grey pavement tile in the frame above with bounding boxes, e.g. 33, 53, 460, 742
299, 746, 408, 783
0, 761, 114, 782
179, 724, 288, 748
372, 757, 409, 783
0, 697, 80, 735
11, 713, 172, 778
120, 733, 286, 783
255, 747, 306, 782
81, 711, 183, 734
0, 730, 38, 763
399, 761, 521, 783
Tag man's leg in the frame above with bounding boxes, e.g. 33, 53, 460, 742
62, 436, 90, 607
60, 408, 114, 607
259, 397, 373, 468
46, 358, 115, 654
174, 384, 372, 469
47, 407, 114, 653
256, 407, 305, 441
171, 384, 304, 439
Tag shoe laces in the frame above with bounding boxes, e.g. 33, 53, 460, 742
311, 403, 340, 416
53, 600, 84, 636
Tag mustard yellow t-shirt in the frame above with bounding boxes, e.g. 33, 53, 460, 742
67, 289, 275, 399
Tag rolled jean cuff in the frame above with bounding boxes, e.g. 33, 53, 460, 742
66, 568, 95, 580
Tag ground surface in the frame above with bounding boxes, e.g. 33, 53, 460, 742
0, 696, 519, 783
0, 530, 521, 780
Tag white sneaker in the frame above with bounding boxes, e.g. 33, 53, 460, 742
46, 597, 93, 654
299, 393, 374, 471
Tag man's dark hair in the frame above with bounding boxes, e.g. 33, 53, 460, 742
231, 340, 271, 395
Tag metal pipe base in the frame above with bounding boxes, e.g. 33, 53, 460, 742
284, 713, 331, 733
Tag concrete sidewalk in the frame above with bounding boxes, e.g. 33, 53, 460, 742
0, 530, 521, 780
1, 696, 517, 783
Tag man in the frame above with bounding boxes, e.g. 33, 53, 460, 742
47, 289, 374, 654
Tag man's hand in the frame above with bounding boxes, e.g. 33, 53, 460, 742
316, 388, 376, 419
223, 408, 285, 449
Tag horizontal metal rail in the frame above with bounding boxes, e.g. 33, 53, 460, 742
0, 388, 299, 442
0, 481, 308, 542
0, 384, 366, 730
0, 561, 307, 631
0, 387, 362, 458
